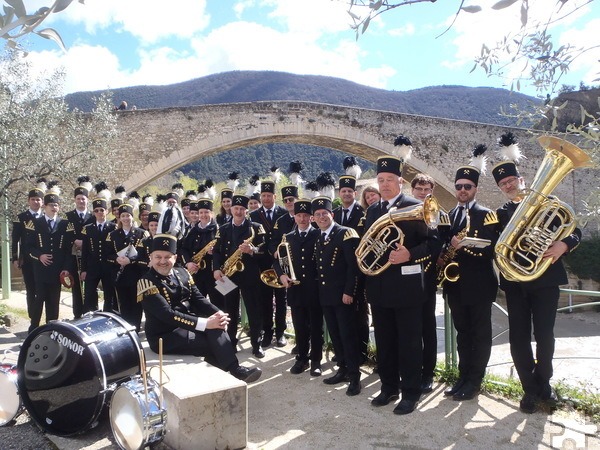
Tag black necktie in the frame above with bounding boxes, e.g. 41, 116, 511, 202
47, 219, 53, 231
98, 223, 103, 233
300, 231, 307, 238
266, 209, 272, 223
79, 212, 84, 222
321, 232, 327, 244
453, 206, 465, 231
32, 212, 38, 218
381, 201, 389, 212
342, 209, 349, 226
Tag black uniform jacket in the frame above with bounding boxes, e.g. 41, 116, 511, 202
80, 221, 117, 278
138, 267, 219, 350
273, 227, 320, 307
180, 221, 218, 272
333, 202, 365, 231
315, 223, 360, 306
441, 202, 500, 304
106, 227, 149, 286
26, 216, 75, 283
12, 210, 38, 264
270, 213, 296, 254
212, 219, 266, 287
250, 205, 286, 265
363, 195, 434, 308
496, 200, 581, 291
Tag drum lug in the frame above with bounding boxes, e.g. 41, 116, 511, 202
101, 383, 118, 395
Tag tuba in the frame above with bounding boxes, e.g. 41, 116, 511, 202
495, 136, 592, 282
356, 194, 440, 276
261, 235, 300, 288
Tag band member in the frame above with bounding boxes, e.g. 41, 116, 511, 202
181, 199, 220, 307
110, 185, 126, 224
492, 132, 581, 414
138, 195, 154, 231
364, 141, 434, 415
139, 211, 161, 269
213, 195, 266, 357
274, 199, 324, 376
312, 196, 362, 396
107, 203, 148, 331
248, 193, 261, 212
410, 173, 445, 393
216, 188, 233, 226
25, 185, 75, 332
359, 185, 381, 210
333, 173, 369, 364
12, 181, 45, 327
81, 196, 117, 313
65, 176, 94, 319
440, 145, 500, 402
138, 234, 262, 383
270, 184, 299, 254
249, 180, 288, 348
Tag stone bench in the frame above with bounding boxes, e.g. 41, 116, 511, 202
143, 344, 248, 450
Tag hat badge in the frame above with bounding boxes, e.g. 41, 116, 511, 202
162, 239, 170, 246
498, 168, 505, 174
381, 161, 388, 167
464, 169, 471, 174
299, 204, 307, 210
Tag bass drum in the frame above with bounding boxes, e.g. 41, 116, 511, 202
0, 364, 23, 426
110, 376, 167, 450
17, 311, 142, 435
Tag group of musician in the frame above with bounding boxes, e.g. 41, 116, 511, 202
11, 132, 580, 414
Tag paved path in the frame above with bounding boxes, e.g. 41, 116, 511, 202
1, 290, 599, 449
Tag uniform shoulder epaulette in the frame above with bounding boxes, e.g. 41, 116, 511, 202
438, 211, 451, 226
343, 228, 359, 241
257, 224, 266, 235
66, 222, 75, 232
136, 278, 160, 302
215, 230, 221, 239
106, 233, 112, 242
273, 221, 279, 230
82, 227, 88, 236
484, 211, 499, 226
25, 220, 35, 231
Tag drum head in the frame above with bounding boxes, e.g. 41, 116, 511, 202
0, 365, 20, 425
17, 323, 105, 435
110, 385, 146, 450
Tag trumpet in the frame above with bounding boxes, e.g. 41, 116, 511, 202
355, 194, 440, 276
261, 235, 300, 288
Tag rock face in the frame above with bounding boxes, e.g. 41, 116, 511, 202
537, 88, 600, 132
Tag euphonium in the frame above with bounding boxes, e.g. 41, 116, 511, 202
261, 235, 301, 288
356, 194, 440, 276
222, 227, 255, 278
495, 136, 592, 282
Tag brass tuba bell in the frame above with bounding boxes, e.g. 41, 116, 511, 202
495, 136, 592, 282
356, 194, 440, 276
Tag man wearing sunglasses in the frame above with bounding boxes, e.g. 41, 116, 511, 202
441, 147, 500, 402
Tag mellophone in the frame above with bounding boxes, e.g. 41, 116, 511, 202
1, 311, 167, 450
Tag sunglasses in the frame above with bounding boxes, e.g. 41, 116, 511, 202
283, 198, 296, 203
455, 184, 475, 191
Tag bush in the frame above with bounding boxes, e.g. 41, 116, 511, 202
564, 237, 600, 282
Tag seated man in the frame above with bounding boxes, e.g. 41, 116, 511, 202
137, 233, 262, 383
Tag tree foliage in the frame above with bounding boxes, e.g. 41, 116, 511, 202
0, 49, 118, 221
1, 0, 82, 51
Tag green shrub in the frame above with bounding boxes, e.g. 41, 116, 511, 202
564, 236, 600, 282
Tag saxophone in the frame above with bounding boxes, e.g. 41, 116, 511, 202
192, 238, 217, 270
436, 209, 470, 286
221, 227, 255, 277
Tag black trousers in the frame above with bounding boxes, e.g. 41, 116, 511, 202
115, 284, 142, 332
447, 294, 492, 385
322, 304, 360, 378
290, 303, 324, 363
21, 262, 37, 323
371, 304, 423, 400
30, 280, 61, 332
70, 255, 84, 319
259, 283, 287, 341
148, 328, 237, 372
354, 289, 370, 359
83, 271, 115, 313
505, 285, 559, 395
224, 284, 263, 351
422, 288, 438, 379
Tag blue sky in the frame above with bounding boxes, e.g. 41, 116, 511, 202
18, 0, 600, 98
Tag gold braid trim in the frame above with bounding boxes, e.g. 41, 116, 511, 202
343, 228, 359, 241
484, 211, 499, 226
137, 278, 160, 303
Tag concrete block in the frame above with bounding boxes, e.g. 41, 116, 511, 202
144, 348, 247, 450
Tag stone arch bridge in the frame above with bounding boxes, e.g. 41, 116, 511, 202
113, 101, 590, 212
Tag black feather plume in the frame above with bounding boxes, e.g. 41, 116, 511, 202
205, 179, 214, 188
115, 185, 126, 194
394, 135, 412, 147
472, 144, 488, 157
498, 132, 517, 147
228, 171, 239, 180
77, 175, 90, 184
128, 191, 140, 199
94, 181, 108, 193
288, 160, 304, 173
343, 156, 357, 169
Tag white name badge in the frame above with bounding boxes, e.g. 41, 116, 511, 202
401, 264, 422, 275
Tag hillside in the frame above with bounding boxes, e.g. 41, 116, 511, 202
65, 71, 541, 183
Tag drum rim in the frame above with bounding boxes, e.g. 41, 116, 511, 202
0, 364, 23, 426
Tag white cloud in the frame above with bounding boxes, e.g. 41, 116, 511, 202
388, 23, 416, 37
43, 0, 211, 44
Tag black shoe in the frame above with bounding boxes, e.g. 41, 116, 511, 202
252, 347, 266, 358
539, 385, 558, 408
276, 336, 287, 347
323, 369, 349, 385
452, 382, 480, 401
346, 377, 362, 396
421, 377, 434, 394
230, 366, 262, 383
261, 338, 272, 349
393, 399, 418, 415
331, 355, 338, 363
310, 362, 322, 377
290, 360, 309, 374
519, 393, 538, 414
371, 390, 399, 407
444, 378, 466, 396
291, 345, 299, 355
